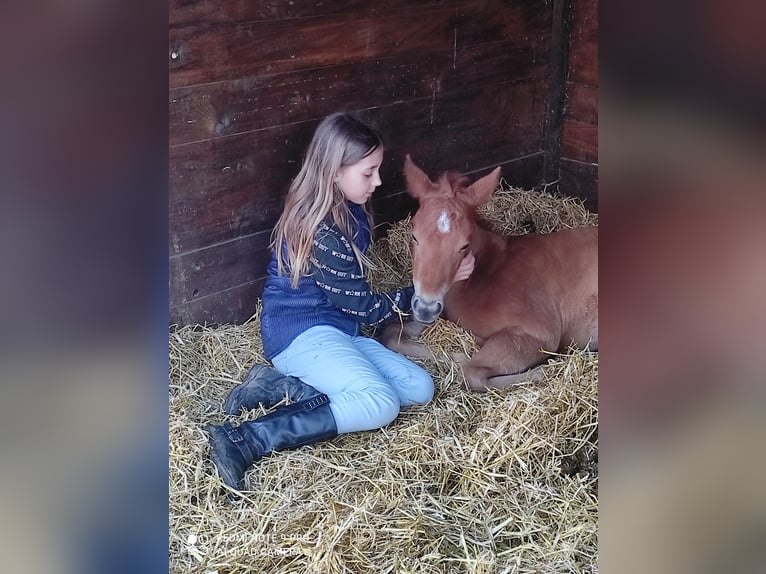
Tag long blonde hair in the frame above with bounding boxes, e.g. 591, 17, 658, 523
272, 112, 383, 287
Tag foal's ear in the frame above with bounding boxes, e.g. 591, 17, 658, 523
403, 154, 435, 199
463, 166, 501, 206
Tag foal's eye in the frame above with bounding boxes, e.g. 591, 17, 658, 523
459, 243, 470, 252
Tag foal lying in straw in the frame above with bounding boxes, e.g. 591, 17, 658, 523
383, 156, 598, 391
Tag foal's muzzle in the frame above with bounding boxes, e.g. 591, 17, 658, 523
411, 296, 443, 324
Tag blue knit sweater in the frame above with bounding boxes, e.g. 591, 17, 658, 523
260, 203, 414, 360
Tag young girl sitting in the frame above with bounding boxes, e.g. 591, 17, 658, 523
208, 112, 474, 491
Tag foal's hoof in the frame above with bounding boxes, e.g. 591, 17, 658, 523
465, 379, 491, 393
450, 350, 470, 364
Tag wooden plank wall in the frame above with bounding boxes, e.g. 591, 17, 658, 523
169, 0, 557, 326
559, 0, 598, 210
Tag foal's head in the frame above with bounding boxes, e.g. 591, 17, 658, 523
404, 155, 501, 324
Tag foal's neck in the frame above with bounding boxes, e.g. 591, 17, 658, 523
472, 222, 507, 261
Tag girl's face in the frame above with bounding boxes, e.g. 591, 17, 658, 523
335, 147, 384, 205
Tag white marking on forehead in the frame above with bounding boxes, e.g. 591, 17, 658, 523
437, 210, 451, 234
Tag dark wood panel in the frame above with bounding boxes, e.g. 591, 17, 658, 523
170, 120, 320, 256
170, 57, 443, 147
567, 0, 598, 86
170, 41, 549, 146
564, 81, 598, 124
453, 0, 551, 48
454, 39, 550, 86
169, 7, 457, 89
169, 1, 550, 89
473, 151, 546, 191
169, 0, 550, 41
169, 123, 306, 256
170, 279, 265, 327
364, 76, 547, 176
559, 158, 598, 212
170, 0, 460, 27
561, 120, 598, 163
170, 75, 547, 255
170, 230, 272, 307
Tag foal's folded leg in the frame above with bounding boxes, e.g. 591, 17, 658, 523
380, 319, 432, 359
462, 328, 553, 391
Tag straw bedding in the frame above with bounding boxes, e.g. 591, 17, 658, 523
169, 180, 599, 573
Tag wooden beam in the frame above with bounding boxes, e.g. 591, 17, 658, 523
542, 0, 574, 183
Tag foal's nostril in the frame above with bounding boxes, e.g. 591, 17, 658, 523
412, 296, 422, 313
412, 296, 443, 322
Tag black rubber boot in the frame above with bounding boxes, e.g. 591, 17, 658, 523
223, 364, 322, 415
207, 394, 337, 491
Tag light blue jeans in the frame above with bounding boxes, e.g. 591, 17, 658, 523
271, 325, 434, 434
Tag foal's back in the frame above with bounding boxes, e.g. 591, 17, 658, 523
444, 225, 598, 352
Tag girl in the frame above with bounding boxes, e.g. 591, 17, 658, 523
208, 112, 474, 491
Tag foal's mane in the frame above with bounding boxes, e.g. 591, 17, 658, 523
437, 171, 471, 196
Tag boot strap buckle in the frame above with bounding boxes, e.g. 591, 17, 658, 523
223, 421, 255, 460
223, 421, 244, 443
303, 394, 330, 410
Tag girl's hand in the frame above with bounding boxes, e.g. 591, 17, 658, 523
453, 251, 475, 283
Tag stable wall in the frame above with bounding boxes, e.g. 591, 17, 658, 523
169, 0, 594, 326
559, 0, 598, 209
